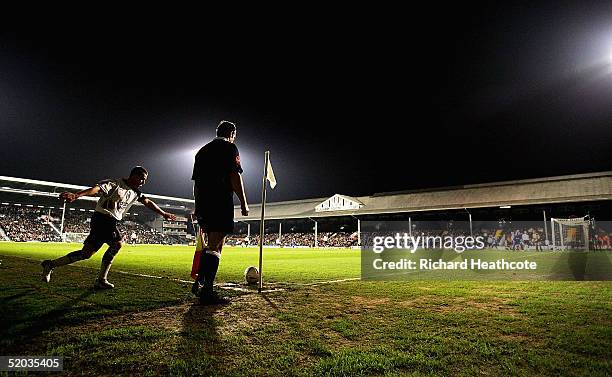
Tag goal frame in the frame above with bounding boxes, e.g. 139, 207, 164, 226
550, 216, 590, 251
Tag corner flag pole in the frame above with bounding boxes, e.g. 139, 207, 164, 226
258, 151, 270, 293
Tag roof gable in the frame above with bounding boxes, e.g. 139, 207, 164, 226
315, 194, 363, 212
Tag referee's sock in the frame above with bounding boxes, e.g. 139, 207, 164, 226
201, 251, 221, 294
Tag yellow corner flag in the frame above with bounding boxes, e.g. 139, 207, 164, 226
191, 229, 205, 280
196, 229, 204, 252
266, 158, 277, 189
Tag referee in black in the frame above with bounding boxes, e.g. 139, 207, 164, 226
192, 120, 249, 304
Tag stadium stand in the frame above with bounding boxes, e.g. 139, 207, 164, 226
1, 172, 611, 247
0, 204, 178, 244
225, 232, 358, 248
0, 205, 61, 242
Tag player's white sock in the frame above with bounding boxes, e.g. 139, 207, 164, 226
98, 260, 112, 281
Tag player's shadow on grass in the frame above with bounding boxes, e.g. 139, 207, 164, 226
548, 251, 612, 280
172, 302, 223, 375
1, 289, 99, 353
1, 291, 31, 303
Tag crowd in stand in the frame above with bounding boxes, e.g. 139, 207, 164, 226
0, 206, 62, 242
0, 205, 177, 244
478, 228, 546, 250
222, 227, 612, 250
359, 228, 549, 250
62, 211, 91, 233
225, 232, 359, 248
2, 204, 611, 250
590, 232, 612, 250
361, 227, 612, 251
122, 220, 173, 244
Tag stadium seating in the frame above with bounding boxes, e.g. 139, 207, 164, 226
0, 206, 61, 242
0, 204, 178, 244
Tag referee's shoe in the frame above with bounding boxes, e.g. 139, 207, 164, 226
199, 291, 230, 305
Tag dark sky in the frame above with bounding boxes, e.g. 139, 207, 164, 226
1, 3, 612, 203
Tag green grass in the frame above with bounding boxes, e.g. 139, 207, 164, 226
363, 248, 612, 281
0, 242, 610, 376
0, 242, 361, 283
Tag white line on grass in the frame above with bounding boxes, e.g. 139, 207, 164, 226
299, 277, 361, 286
7, 254, 283, 293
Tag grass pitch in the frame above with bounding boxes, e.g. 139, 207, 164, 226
0, 242, 610, 376
0, 242, 361, 283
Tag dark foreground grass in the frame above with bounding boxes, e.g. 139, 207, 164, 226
0, 254, 610, 376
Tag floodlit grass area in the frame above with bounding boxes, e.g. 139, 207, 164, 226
0, 242, 361, 283
363, 248, 612, 281
0, 242, 610, 376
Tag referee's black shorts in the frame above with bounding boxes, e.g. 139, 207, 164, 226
84, 211, 122, 248
196, 198, 235, 234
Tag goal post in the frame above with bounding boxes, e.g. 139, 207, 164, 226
550, 217, 590, 251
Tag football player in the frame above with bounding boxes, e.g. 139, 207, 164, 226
41, 166, 177, 289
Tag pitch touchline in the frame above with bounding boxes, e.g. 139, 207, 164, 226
7, 254, 283, 292
299, 277, 361, 286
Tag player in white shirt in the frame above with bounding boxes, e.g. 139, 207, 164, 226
41, 166, 177, 289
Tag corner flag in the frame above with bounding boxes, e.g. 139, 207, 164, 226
266, 157, 277, 189
191, 228, 204, 280
258, 151, 276, 292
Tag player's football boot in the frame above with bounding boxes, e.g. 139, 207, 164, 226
94, 279, 115, 289
41, 260, 53, 283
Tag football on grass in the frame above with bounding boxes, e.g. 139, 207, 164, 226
244, 266, 260, 285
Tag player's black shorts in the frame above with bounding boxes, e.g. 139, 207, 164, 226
84, 212, 121, 248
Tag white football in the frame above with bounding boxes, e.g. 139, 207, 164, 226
244, 266, 260, 285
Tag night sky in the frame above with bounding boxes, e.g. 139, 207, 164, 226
1, 3, 612, 204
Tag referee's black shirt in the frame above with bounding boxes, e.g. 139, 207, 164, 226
192, 138, 243, 203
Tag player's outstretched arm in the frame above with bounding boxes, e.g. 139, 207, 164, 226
141, 197, 177, 220
59, 186, 101, 203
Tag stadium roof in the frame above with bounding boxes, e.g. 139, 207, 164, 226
2, 171, 611, 220
234, 171, 612, 221
0, 176, 194, 212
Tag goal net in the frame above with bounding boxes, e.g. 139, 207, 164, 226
550, 217, 590, 251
